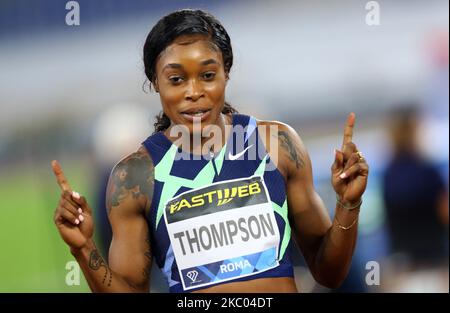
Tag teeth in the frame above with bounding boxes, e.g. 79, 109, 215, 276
184, 109, 208, 116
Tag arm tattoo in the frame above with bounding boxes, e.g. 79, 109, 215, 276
125, 237, 151, 291
106, 150, 154, 214
278, 130, 305, 169
142, 237, 152, 280
89, 249, 112, 287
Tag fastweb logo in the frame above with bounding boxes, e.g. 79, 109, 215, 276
167, 178, 264, 217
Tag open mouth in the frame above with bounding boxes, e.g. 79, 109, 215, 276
181, 108, 212, 122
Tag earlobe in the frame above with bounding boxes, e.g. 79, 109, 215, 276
153, 79, 159, 93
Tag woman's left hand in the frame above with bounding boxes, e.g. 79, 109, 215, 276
331, 113, 369, 206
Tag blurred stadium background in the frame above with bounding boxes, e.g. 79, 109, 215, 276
0, 0, 448, 292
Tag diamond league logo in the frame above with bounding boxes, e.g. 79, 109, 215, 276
186, 270, 199, 283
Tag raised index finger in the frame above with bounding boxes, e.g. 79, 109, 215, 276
342, 112, 356, 149
51, 160, 72, 192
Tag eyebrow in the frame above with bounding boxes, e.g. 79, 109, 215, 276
162, 63, 183, 71
201, 59, 218, 66
161, 59, 219, 72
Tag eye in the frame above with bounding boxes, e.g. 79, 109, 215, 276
202, 71, 216, 81
168, 75, 184, 85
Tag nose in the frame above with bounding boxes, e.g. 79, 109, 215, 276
185, 79, 204, 102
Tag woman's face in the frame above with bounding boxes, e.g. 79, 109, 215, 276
154, 34, 228, 135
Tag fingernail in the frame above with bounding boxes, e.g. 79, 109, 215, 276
340, 173, 347, 179
79, 215, 84, 222
75, 219, 80, 225
72, 191, 80, 199
78, 208, 82, 214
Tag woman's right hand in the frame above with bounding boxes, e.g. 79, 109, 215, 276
51, 160, 94, 251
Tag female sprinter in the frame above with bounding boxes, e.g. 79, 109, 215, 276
51, 9, 369, 293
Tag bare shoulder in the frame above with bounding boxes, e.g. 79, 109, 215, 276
106, 146, 155, 216
256, 119, 309, 178
256, 119, 290, 129
256, 119, 304, 146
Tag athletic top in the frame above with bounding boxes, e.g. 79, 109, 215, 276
142, 113, 295, 292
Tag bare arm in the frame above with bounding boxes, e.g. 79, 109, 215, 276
68, 147, 154, 292
283, 130, 358, 288
263, 115, 368, 288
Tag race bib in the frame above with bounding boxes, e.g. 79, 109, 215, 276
164, 175, 281, 291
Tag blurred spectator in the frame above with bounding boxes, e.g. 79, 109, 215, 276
381, 105, 449, 292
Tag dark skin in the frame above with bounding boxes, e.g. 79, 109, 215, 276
52, 34, 368, 292
154, 34, 229, 153
51, 150, 153, 293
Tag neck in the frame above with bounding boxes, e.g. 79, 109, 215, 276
165, 113, 232, 155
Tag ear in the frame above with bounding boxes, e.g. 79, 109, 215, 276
153, 78, 160, 93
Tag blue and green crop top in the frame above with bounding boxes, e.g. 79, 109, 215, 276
142, 113, 295, 292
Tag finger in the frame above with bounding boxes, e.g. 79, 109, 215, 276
51, 160, 72, 192
53, 208, 61, 223
342, 142, 357, 162
339, 162, 369, 179
71, 193, 91, 215
58, 206, 81, 225
331, 149, 344, 173
343, 152, 360, 172
62, 191, 83, 213
342, 112, 356, 150
62, 196, 84, 221
60, 192, 84, 221
60, 198, 80, 216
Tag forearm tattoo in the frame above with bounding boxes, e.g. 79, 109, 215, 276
89, 249, 112, 287
106, 150, 154, 214
277, 130, 305, 169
